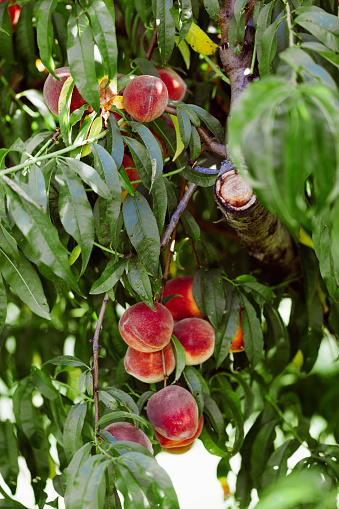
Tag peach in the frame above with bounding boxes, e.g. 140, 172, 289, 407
0, 0, 21, 31
229, 308, 244, 353
124, 343, 176, 383
121, 153, 140, 202
157, 68, 187, 102
104, 421, 153, 454
147, 385, 199, 441
154, 415, 204, 449
119, 302, 174, 353
173, 318, 215, 365
123, 75, 168, 122
164, 276, 204, 322
43, 67, 87, 117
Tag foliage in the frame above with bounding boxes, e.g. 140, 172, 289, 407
0, 0, 339, 508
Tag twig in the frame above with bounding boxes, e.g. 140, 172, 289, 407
245, 0, 261, 24
165, 105, 227, 158
93, 292, 110, 433
145, 28, 158, 60
160, 182, 197, 252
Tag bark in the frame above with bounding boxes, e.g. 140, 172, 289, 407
214, 169, 300, 275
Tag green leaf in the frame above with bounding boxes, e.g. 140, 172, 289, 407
201, 268, 226, 328
62, 157, 110, 199
177, 106, 192, 148
295, 6, 339, 52
98, 411, 148, 429
3, 177, 82, 295
90, 258, 126, 294
103, 387, 139, 414
151, 175, 168, 233
180, 209, 200, 242
46, 355, 90, 369
262, 439, 299, 488
99, 390, 119, 411
183, 366, 205, 417
64, 443, 92, 505
240, 281, 275, 306
0, 420, 19, 494
218, 389, 244, 455
178, 0, 193, 43
107, 113, 124, 168
171, 334, 187, 382
258, 17, 284, 77
36, 0, 58, 77
67, 3, 100, 111
0, 274, 7, 335
188, 125, 202, 160
31, 366, 59, 401
156, 0, 176, 63
203, 0, 220, 20
214, 285, 241, 368
87, 0, 117, 85
0, 249, 50, 320
27, 165, 47, 212
0, 4, 14, 65
185, 104, 224, 143
0, 223, 19, 260
123, 136, 154, 190
134, 57, 160, 77
203, 393, 225, 439
63, 401, 88, 462
126, 255, 155, 308
15, 3, 35, 73
129, 122, 163, 180
55, 164, 94, 275
58, 76, 75, 146
301, 41, 339, 67
251, 419, 277, 489
241, 294, 264, 367
182, 165, 218, 187
123, 192, 160, 276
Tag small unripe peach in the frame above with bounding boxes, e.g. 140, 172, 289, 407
154, 415, 204, 449
147, 385, 199, 441
157, 68, 187, 102
43, 67, 87, 117
230, 308, 245, 353
173, 318, 215, 365
164, 276, 204, 322
119, 302, 174, 353
124, 343, 175, 383
123, 75, 168, 122
104, 421, 153, 454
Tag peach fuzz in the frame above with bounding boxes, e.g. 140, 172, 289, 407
230, 307, 245, 353
124, 343, 175, 383
121, 153, 140, 202
154, 415, 204, 449
164, 276, 204, 322
119, 301, 173, 353
157, 68, 187, 102
104, 421, 153, 454
43, 67, 87, 117
123, 75, 168, 122
147, 385, 199, 441
173, 318, 215, 365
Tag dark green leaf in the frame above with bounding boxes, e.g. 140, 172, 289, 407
177, 106, 192, 148
99, 390, 119, 411
108, 113, 124, 168
46, 355, 90, 369
129, 121, 163, 181
31, 366, 59, 401
104, 387, 139, 414
218, 389, 244, 455
171, 334, 186, 382
203, 393, 225, 439
36, 0, 58, 77
90, 259, 126, 294
201, 268, 226, 328
182, 165, 218, 187
178, 0, 193, 42
295, 6, 339, 52
58, 76, 74, 146
63, 401, 88, 462
64, 443, 92, 504
123, 136, 154, 190
134, 57, 160, 77
126, 256, 155, 307
0, 421, 19, 494
156, 0, 176, 63
0, 223, 19, 260
98, 411, 148, 429
181, 209, 200, 242
151, 176, 168, 232
183, 366, 205, 417
203, 0, 220, 20
123, 192, 160, 276
241, 294, 264, 367
62, 157, 110, 199
0, 274, 6, 335
258, 17, 283, 77
251, 419, 277, 489
188, 125, 202, 160
262, 439, 299, 488
186, 104, 224, 143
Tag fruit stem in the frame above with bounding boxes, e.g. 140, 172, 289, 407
93, 292, 110, 434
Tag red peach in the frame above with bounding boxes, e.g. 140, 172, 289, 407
104, 421, 153, 454
230, 308, 245, 353
121, 153, 140, 202
164, 276, 204, 322
154, 415, 204, 449
124, 343, 176, 383
157, 68, 187, 102
147, 385, 199, 441
119, 302, 174, 353
173, 318, 215, 365
43, 67, 87, 117
123, 75, 168, 122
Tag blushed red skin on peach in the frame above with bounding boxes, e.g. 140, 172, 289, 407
147, 385, 199, 441
230, 307, 245, 353
43, 67, 87, 117
173, 318, 215, 365
104, 421, 153, 454
154, 415, 204, 449
124, 343, 176, 383
119, 302, 174, 353
157, 68, 187, 102
123, 75, 169, 122
164, 276, 204, 322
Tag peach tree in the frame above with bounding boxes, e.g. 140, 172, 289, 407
0, 0, 339, 508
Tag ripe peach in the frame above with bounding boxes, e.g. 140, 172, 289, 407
154, 415, 204, 449
104, 421, 153, 454
173, 318, 215, 365
119, 302, 174, 353
43, 67, 87, 117
124, 343, 176, 383
157, 68, 187, 102
147, 385, 199, 441
230, 308, 244, 353
121, 153, 140, 202
164, 276, 204, 322
123, 75, 168, 122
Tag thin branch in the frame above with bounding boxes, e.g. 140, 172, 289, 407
245, 0, 261, 24
165, 105, 227, 158
93, 292, 110, 433
145, 28, 158, 60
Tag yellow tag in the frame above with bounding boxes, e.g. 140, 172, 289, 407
81, 117, 102, 158
113, 95, 124, 110
185, 22, 218, 55
170, 114, 185, 161
299, 226, 314, 249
